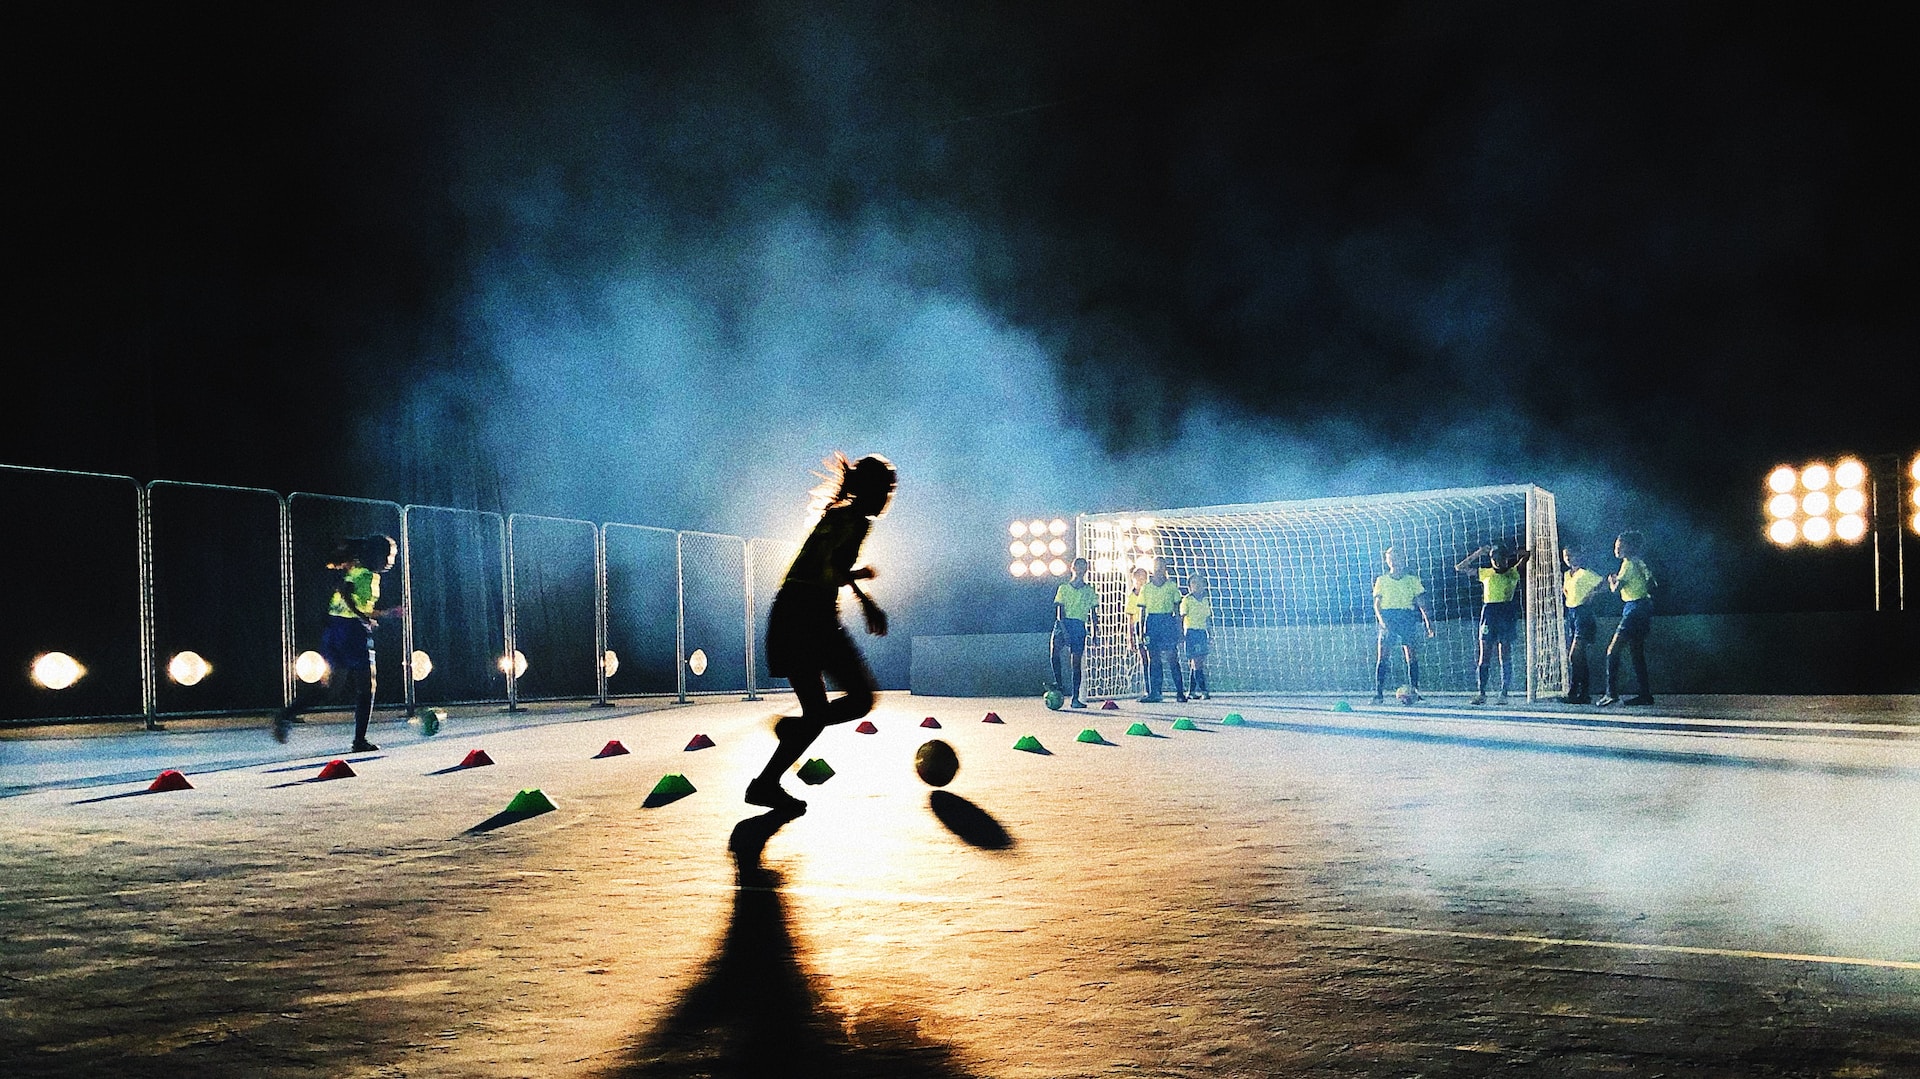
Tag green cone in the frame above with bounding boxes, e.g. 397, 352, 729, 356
1125, 722, 1152, 736
1171, 717, 1199, 730
1332, 700, 1353, 712
503, 788, 557, 813
1221, 713, 1246, 726
796, 758, 835, 785
1076, 728, 1104, 743
649, 774, 696, 797
1013, 735, 1046, 753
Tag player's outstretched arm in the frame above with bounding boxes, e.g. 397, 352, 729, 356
1454, 546, 1487, 573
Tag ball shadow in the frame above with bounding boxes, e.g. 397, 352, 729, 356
927, 791, 1015, 850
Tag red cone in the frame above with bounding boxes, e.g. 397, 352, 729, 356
920, 717, 941, 728
685, 733, 716, 750
594, 739, 630, 758
459, 749, 494, 768
315, 759, 355, 781
982, 711, 1004, 723
855, 720, 879, 734
147, 769, 192, 792
1100, 700, 1120, 710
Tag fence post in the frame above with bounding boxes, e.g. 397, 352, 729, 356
503, 514, 520, 712
399, 506, 416, 718
742, 541, 760, 701
675, 532, 689, 704
594, 523, 613, 706
136, 483, 159, 730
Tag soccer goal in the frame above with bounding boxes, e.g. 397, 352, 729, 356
1077, 485, 1563, 701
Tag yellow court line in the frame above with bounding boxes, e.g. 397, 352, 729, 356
1252, 916, 1920, 971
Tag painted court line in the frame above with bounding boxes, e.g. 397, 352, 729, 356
1251, 915, 1920, 971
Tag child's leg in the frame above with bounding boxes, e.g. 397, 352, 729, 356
1604, 634, 1624, 699
1168, 647, 1187, 699
1191, 656, 1208, 696
1146, 647, 1163, 698
1404, 646, 1420, 691
1070, 646, 1085, 701
1475, 637, 1491, 693
352, 661, 376, 746
1498, 641, 1512, 696
1374, 644, 1390, 698
1629, 637, 1651, 697
1049, 631, 1065, 688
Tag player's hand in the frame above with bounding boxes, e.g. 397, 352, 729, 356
1426, 625, 1436, 638
850, 565, 879, 581
861, 599, 889, 636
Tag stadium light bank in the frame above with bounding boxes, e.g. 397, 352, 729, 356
1763, 451, 1918, 610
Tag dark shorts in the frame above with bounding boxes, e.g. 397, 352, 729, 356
1614, 598, 1654, 641
1144, 612, 1182, 651
1479, 599, 1518, 643
1378, 608, 1423, 651
1052, 617, 1088, 652
1565, 606, 1598, 645
320, 616, 373, 673
1184, 627, 1210, 658
764, 585, 860, 679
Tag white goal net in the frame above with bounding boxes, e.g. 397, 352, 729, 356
1077, 485, 1563, 701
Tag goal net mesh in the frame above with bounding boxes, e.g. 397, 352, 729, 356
1077, 485, 1563, 701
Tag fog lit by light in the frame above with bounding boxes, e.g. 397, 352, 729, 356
1767, 519, 1799, 546
1835, 514, 1867, 542
295, 650, 330, 684
30, 651, 85, 690
1767, 466, 1797, 494
1801, 517, 1832, 544
1833, 488, 1865, 515
1767, 493, 1798, 518
167, 651, 211, 686
1801, 491, 1830, 516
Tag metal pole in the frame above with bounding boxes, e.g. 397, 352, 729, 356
743, 541, 760, 701
675, 532, 688, 704
399, 507, 417, 718
594, 524, 612, 706
136, 483, 159, 730
503, 514, 520, 712
280, 497, 294, 713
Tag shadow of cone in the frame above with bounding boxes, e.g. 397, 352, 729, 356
148, 770, 192, 792
595, 739, 630, 758
467, 788, 557, 834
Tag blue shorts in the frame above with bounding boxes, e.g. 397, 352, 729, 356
1184, 627, 1210, 658
1144, 612, 1182, 651
1615, 598, 1653, 641
1052, 617, 1088, 652
1378, 608, 1423, 651
1479, 600, 1518, 644
1564, 606, 1597, 645
320, 616, 373, 674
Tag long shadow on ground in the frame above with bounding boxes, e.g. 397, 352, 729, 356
601, 810, 979, 1078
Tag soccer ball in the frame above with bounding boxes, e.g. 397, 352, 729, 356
914, 739, 959, 786
1394, 685, 1414, 706
1044, 689, 1065, 710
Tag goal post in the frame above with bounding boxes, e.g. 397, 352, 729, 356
1076, 485, 1564, 702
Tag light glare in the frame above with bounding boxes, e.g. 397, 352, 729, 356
1802, 464, 1831, 491
497, 650, 528, 677
1767, 519, 1799, 546
1801, 517, 1832, 544
1834, 459, 1866, 488
1048, 538, 1067, 556
1135, 517, 1155, 529
1767, 493, 1798, 518
410, 649, 433, 681
295, 650, 330, 684
688, 648, 708, 676
1048, 519, 1067, 536
1093, 557, 1115, 574
1048, 558, 1068, 576
1009, 561, 1027, 577
1833, 489, 1866, 515
1134, 554, 1156, 572
1767, 466, 1797, 494
1801, 491, 1830, 516
1093, 536, 1114, 554
603, 650, 620, 677
1009, 521, 1027, 538
1029, 559, 1049, 576
1835, 514, 1867, 542
30, 651, 85, 690
1028, 519, 1047, 537
1009, 541, 1025, 557
1137, 533, 1156, 551
167, 651, 211, 686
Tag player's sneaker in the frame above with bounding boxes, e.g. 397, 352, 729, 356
1469, 693, 1486, 705
351, 740, 378, 753
1070, 697, 1087, 709
1371, 693, 1385, 704
1595, 695, 1619, 707
1625, 695, 1656, 706
1496, 693, 1510, 705
1560, 694, 1592, 705
1137, 694, 1163, 703
272, 707, 293, 743
745, 778, 807, 815
1175, 693, 1188, 703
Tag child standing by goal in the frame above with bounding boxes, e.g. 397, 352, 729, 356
1456, 541, 1532, 704
1051, 557, 1096, 708
1125, 566, 1149, 696
1137, 564, 1187, 703
1597, 530, 1656, 707
1372, 545, 1434, 704
1559, 544, 1606, 704
1181, 572, 1214, 699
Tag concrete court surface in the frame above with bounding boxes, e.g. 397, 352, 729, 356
1, 694, 1917, 1078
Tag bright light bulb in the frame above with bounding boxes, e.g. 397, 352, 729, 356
1029, 559, 1049, 576
603, 650, 620, 677
1093, 557, 1115, 574
1028, 520, 1047, 537
1767, 519, 1799, 546
1009, 521, 1027, 538
1834, 459, 1866, 488
1048, 538, 1067, 556
497, 650, 528, 677
1912, 510, 1920, 536
1134, 554, 1156, 572
1802, 464, 1831, 491
1048, 558, 1068, 576
1136, 517, 1156, 529
410, 649, 433, 681
1802, 491, 1830, 516
1009, 561, 1027, 577
1801, 517, 1832, 544
1048, 519, 1067, 536
1835, 514, 1867, 542
688, 648, 708, 676
1033, 540, 1053, 557
167, 651, 211, 686
1834, 488, 1865, 515
1767, 466, 1797, 494
1093, 536, 1114, 554
30, 651, 85, 690
1009, 541, 1026, 557
1911, 453, 1920, 483
1137, 534, 1155, 551
295, 650, 330, 684
1115, 518, 1135, 530
1767, 493, 1798, 518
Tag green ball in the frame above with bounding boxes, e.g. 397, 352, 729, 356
914, 739, 959, 787
1044, 689, 1065, 710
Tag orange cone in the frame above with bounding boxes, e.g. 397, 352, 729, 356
855, 720, 879, 734
594, 739, 630, 758
685, 733, 716, 750
147, 769, 192, 792
315, 759, 355, 781
920, 717, 941, 728
458, 749, 494, 768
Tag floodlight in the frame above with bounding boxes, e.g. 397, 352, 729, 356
1834, 488, 1866, 515
688, 648, 708, 676
410, 650, 433, 681
30, 651, 85, 690
603, 649, 620, 677
1009, 521, 1027, 538
1801, 517, 1832, 544
1911, 452, 1920, 483
1048, 538, 1067, 556
1093, 536, 1114, 554
1767, 493, 1798, 518
1802, 464, 1831, 491
1093, 557, 1115, 574
498, 650, 528, 677
1835, 514, 1867, 542
295, 650, 330, 684
1801, 491, 1830, 516
167, 651, 211, 686
1767, 466, 1797, 493
1008, 541, 1025, 557
1028, 519, 1047, 537
1026, 559, 1046, 576
1032, 540, 1052, 557
1834, 459, 1866, 488
1913, 510, 1920, 536
1048, 558, 1068, 576
1135, 517, 1155, 529
1137, 533, 1155, 551
1767, 519, 1799, 546
1115, 518, 1135, 530
1048, 519, 1067, 536
1009, 561, 1027, 577
1134, 554, 1156, 572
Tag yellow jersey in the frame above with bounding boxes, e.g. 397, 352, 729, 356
1615, 558, 1654, 602
1372, 572, 1425, 610
1140, 579, 1182, 615
1563, 567, 1605, 609
1055, 581, 1097, 622
1478, 566, 1520, 604
329, 566, 379, 619
1182, 594, 1212, 630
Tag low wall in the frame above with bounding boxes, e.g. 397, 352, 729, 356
911, 611, 1920, 697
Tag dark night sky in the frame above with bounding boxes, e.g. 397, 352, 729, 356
6, 2, 1915, 622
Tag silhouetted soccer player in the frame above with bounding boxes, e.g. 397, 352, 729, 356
1371, 546, 1434, 703
1456, 540, 1532, 704
746, 454, 895, 814
1598, 530, 1657, 707
1559, 543, 1606, 704
1050, 557, 1095, 708
1137, 563, 1186, 703
274, 534, 400, 752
